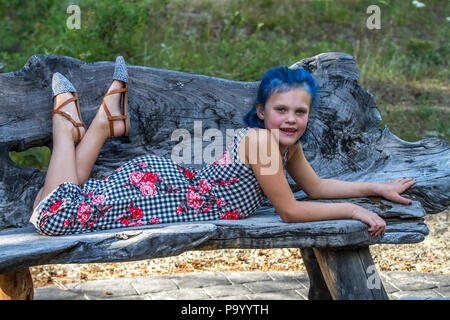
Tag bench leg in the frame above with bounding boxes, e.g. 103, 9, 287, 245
300, 247, 333, 300
312, 246, 389, 300
0, 268, 34, 300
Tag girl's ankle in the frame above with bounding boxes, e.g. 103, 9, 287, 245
52, 119, 78, 143
92, 110, 113, 139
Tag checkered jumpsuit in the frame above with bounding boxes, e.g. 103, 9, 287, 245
31, 126, 288, 236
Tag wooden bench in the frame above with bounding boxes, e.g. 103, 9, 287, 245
0, 52, 448, 300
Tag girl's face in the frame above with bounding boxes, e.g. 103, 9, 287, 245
256, 87, 311, 148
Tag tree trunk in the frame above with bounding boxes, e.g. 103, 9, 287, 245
300, 247, 333, 300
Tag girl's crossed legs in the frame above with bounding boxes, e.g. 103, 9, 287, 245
32, 80, 126, 211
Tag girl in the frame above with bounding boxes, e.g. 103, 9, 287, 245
30, 58, 416, 237
240, 67, 416, 237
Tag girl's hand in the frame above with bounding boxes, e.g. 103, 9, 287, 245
350, 204, 386, 237
378, 177, 417, 205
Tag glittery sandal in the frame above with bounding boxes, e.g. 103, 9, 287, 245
101, 56, 130, 137
51, 72, 86, 143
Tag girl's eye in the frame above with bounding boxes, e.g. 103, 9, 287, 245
277, 108, 286, 112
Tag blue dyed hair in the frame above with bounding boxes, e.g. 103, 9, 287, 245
243, 66, 319, 144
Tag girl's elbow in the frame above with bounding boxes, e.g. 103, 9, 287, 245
305, 192, 318, 200
274, 198, 302, 223
303, 180, 323, 200
280, 213, 292, 223
278, 205, 298, 223
305, 187, 321, 200
278, 201, 310, 223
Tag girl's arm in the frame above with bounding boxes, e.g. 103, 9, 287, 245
245, 129, 386, 236
285, 143, 416, 205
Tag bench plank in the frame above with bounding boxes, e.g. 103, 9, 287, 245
0, 223, 217, 274
0, 211, 428, 274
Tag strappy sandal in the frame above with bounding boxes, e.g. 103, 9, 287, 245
101, 56, 130, 138
51, 72, 86, 144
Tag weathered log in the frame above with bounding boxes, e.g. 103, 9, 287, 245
0, 213, 429, 274
313, 246, 389, 300
0, 53, 448, 300
0, 53, 448, 229
300, 247, 332, 300
0, 224, 217, 274
0, 268, 34, 300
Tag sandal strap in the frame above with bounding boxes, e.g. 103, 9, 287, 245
101, 88, 128, 137
54, 96, 78, 111
53, 95, 85, 143
103, 88, 128, 97
53, 109, 85, 128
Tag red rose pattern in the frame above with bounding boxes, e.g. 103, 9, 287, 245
198, 179, 212, 193
40, 152, 249, 234
91, 195, 106, 204
143, 172, 158, 183
140, 182, 158, 196
121, 217, 131, 225
183, 169, 196, 179
129, 171, 144, 185
130, 207, 144, 220
150, 217, 161, 224
50, 201, 62, 214
77, 202, 92, 223
219, 208, 245, 220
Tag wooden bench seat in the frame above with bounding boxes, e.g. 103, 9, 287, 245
0, 52, 448, 300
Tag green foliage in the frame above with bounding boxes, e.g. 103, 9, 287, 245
379, 107, 449, 142
9, 147, 51, 171
415, 106, 434, 118
2, 0, 448, 79
406, 38, 447, 65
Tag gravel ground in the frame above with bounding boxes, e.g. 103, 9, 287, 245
30, 210, 449, 288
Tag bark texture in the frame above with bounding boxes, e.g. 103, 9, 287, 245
0, 52, 448, 274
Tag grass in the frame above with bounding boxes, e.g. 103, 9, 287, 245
1, 0, 448, 170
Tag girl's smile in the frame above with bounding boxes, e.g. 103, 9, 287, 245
256, 87, 311, 151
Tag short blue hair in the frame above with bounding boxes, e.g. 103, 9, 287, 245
243, 66, 319, 144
